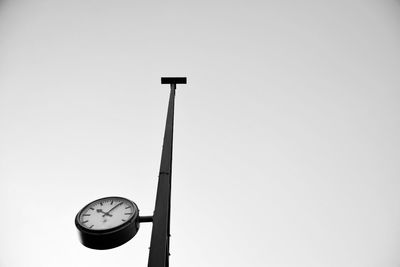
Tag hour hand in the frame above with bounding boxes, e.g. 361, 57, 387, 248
96, 209, 112, 217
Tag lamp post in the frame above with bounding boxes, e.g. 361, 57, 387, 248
148, 77, 186, 267
75, 77, 187, 267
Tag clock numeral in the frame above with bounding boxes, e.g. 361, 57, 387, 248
100, 202, 103, 206
89, 207, 94, 210
122, 219, 126, 222
125, 213, 132, 215
83, 214, 90, 216
82, 220, 88, 224
125, 206, 131, 209
111, 200, 114, 205
89, 225, 94, 229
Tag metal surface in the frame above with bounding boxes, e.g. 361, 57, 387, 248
148, 77, 186, 267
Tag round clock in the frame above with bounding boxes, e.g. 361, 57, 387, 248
75, 196, 140, 250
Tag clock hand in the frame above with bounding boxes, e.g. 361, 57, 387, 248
102, 201, 124, 217
96, 209, 113, 217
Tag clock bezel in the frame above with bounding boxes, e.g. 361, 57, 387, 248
75, 196, 138, 232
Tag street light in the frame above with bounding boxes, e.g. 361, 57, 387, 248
75, 77, 187, 267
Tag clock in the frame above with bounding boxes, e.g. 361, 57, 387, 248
75, 196, 140, 250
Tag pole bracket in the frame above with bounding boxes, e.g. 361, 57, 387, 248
139, 216, 153, 223
161, 77, 187, 85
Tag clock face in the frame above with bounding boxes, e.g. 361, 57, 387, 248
77, 197, 137, 231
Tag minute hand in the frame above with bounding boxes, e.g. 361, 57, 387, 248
103, 202, 124, 217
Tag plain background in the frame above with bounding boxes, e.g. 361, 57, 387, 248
1, 1, 400, 266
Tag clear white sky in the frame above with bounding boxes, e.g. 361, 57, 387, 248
1, 1, 400, 266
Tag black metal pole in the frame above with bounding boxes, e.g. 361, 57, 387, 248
148, 77, 186, 267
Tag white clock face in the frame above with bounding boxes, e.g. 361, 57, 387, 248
78, 197, 136, 230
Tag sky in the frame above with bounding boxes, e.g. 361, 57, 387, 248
1, 0, 400, 266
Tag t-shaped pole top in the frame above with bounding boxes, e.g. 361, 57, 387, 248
161, 77, 187, 85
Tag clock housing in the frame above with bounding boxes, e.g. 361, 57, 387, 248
75, 196, 140, 250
